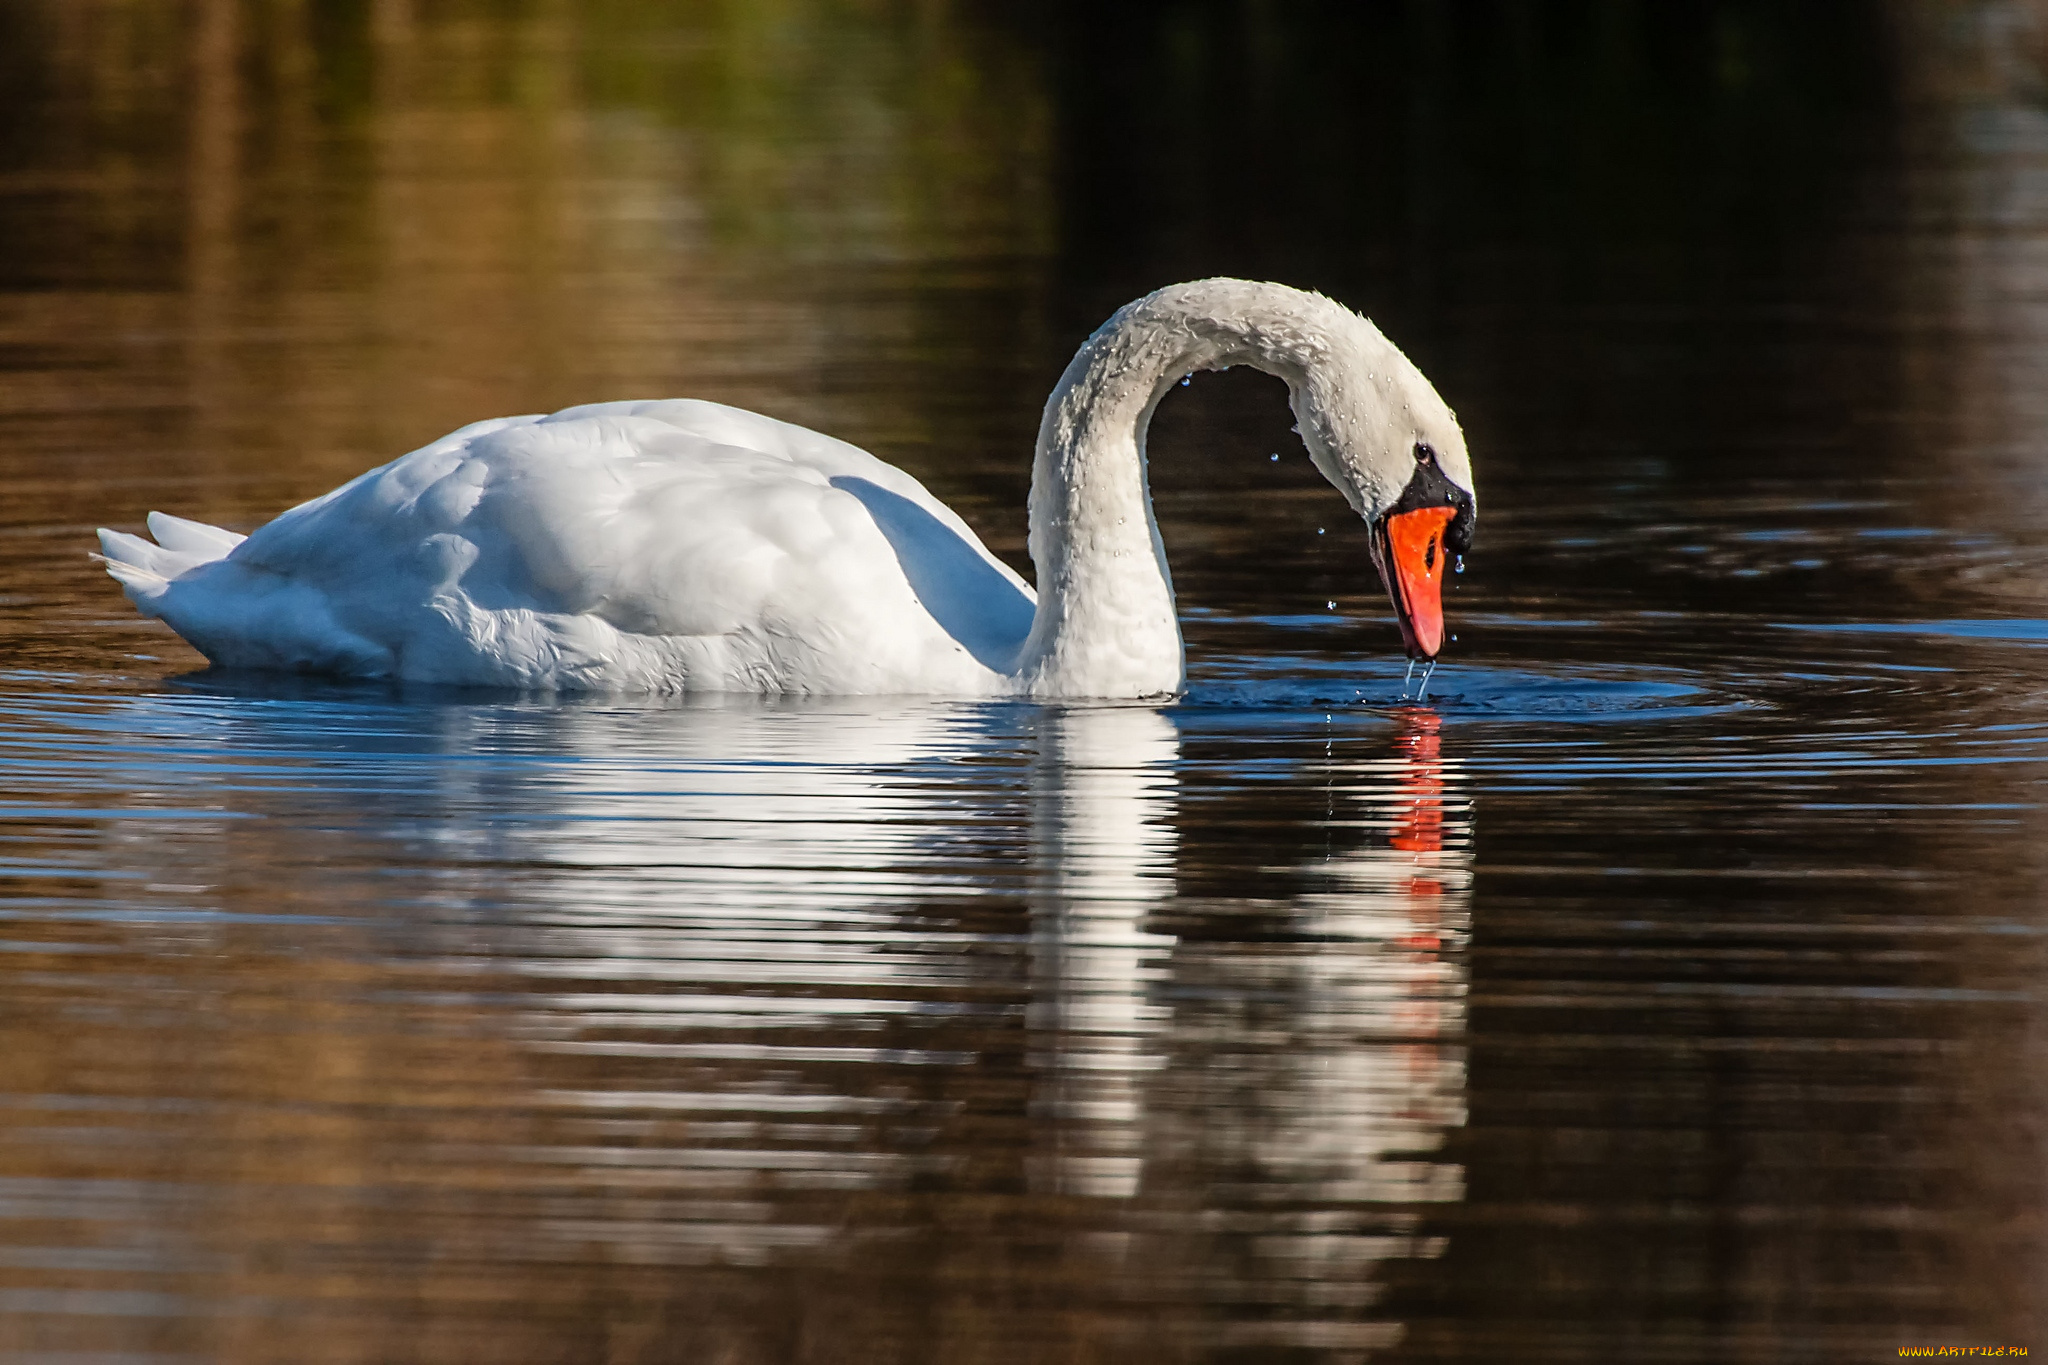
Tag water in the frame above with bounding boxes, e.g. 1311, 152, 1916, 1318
1, 2, 2044, 1360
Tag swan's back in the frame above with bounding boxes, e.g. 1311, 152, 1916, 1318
98, 399, 1036, 693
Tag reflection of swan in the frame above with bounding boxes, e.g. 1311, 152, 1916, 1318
410, 698, 1018, 925
428, 700, 1181, 1207
1026, 706, 1180, 1198
97, 280, 1476, 697
79, 686, 1466, 1334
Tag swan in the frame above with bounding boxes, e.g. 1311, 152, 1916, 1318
96, 279, 1476, 698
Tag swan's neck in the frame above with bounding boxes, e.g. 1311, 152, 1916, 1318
1013, 281, 1352, 698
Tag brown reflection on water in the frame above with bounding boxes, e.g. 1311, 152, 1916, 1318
1, 0, 1049, 646
1886, 0, 2048, 579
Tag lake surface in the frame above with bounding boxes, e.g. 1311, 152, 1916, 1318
0, 2, 2043, 1361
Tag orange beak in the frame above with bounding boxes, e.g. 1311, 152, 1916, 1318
1376, 505, 1457, 659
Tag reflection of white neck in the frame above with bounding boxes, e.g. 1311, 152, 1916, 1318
1014, 281, 1406, 698
1043, 709, 1180, 903
1030, 706, 1180, 1198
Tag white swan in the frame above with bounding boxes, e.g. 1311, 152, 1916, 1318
96, 279, 1476, 698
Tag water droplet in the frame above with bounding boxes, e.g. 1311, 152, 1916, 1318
1326, 600, 1337, 610
1452, 556, 1465, 574
1317, 528, 1325, 535
1269, 453, 1279, 462
1180, 374, 1191, 387
1116, 516, 1125, 525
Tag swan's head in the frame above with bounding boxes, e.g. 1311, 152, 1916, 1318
1292, 312, 1476, 661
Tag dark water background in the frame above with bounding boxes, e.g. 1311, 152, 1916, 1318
1, 2, 2044, 1361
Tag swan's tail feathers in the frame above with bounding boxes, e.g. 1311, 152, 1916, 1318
94, 518, 395, 677
94, 515, 241, 607
146, 511, 245, 558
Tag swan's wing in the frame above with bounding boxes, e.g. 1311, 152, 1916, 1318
538, 398, 1033, 594
193, 400, 1032, 688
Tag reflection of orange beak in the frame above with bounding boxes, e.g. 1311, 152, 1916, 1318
1390, 708, 1444, 857
1375, 506, 1457, 659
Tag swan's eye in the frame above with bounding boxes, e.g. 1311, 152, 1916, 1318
1414, 442, 1435, 465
